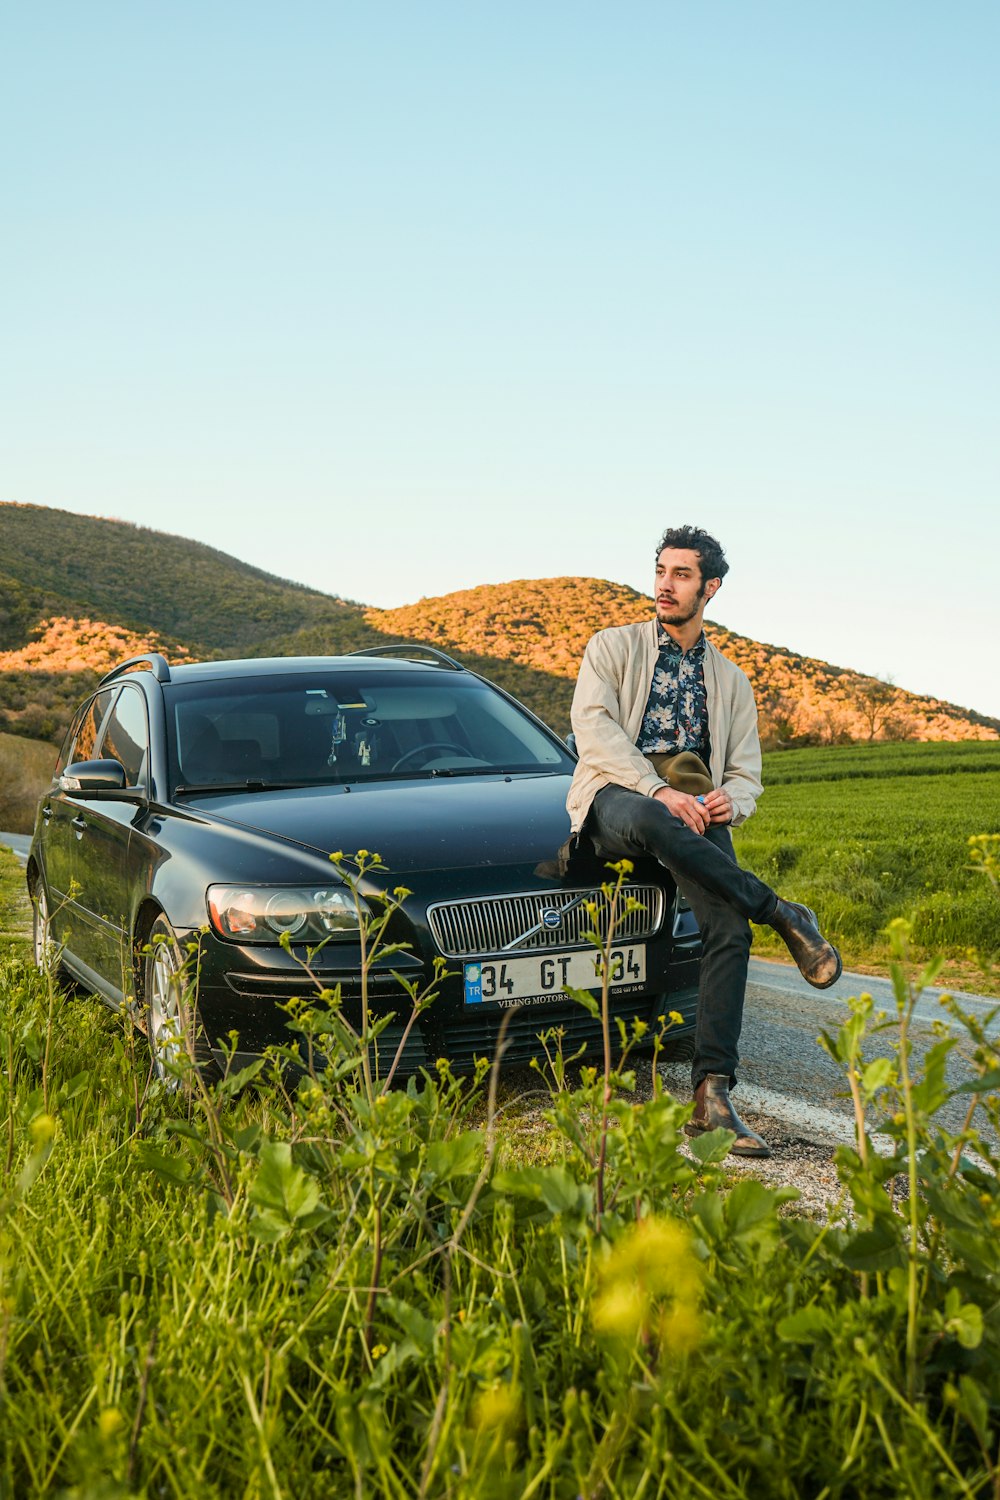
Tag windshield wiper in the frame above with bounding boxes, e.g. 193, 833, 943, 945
174, 779, 336, 797
367, 768, 560, 780
426, 766, 510, 777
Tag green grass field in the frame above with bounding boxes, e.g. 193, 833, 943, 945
735, 741, 1000, 992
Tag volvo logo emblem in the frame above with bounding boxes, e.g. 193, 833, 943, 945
503, 892, 588, 951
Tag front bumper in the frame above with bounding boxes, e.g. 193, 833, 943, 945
190, 905, 701, 1078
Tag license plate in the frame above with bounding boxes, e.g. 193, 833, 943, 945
464, 946, 646, 1007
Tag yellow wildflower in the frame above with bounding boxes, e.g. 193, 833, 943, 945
30, 1114, 56, 1145
99, 1408, 124, 1440
593, 1216, 702, 1349
472, 1383, 521, 1435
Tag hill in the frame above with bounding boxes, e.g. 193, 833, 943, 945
1, 501, 997, 746
0, 501, 355, 655
0, 503, 373, 737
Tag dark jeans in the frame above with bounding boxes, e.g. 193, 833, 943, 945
587, 784, 778, 1089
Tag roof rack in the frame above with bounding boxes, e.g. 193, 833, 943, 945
98, 652, 172, 687
344, 642, 466, 672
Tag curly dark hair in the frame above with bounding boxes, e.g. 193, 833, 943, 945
654, 525, 729, 584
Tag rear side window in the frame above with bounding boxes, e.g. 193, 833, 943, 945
100, 687, 149, 787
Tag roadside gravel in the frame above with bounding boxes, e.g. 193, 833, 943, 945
497, 1051, 854, 1221
654, 1054, 849, 1218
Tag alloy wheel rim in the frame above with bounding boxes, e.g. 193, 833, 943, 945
148, 938, 187, 1079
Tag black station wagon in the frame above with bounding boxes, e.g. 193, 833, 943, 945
26, 648, 701, 1079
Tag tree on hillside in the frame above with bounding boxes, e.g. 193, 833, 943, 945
854, 675, 910, 741
754, 684, 801, 747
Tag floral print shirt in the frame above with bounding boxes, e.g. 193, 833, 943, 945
636, 625, 710, 759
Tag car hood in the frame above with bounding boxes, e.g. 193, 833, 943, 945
189, 774, 573, 873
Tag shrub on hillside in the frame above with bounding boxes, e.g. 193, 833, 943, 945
0, 668, 95, 742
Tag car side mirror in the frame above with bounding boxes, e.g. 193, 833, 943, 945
565, 732, 578, 757
59, 759, 129, 795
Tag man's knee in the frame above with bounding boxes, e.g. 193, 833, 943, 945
628, 794, 681, 847
591, 787, 674, 858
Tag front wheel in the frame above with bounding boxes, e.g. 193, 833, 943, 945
142, 915, 219, 1088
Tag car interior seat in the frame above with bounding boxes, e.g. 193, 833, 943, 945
184, 720, 263, 782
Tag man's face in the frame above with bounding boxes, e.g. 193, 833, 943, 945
654, 547, 719, 627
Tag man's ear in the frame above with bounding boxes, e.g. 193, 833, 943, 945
704, 577, 721, 602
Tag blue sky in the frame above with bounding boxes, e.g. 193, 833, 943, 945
3, 4, 998, 717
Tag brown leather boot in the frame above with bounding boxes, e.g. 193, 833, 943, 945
684, 1074, 771, 1158
768, 899, 842, 989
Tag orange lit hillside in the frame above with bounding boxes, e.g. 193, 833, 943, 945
368, 578, 643, 679
0, 618, 191, 675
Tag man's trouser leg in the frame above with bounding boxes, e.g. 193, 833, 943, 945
586, 785, 778, 1088
678, 850, 753, 1088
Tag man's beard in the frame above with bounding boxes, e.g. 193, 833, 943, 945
656, 589, 705, 626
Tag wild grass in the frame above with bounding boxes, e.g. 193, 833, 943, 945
1, 849, 1000, 1497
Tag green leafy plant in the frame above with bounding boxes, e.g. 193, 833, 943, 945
3, 840, 1000, 1496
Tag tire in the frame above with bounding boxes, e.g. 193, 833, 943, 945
142, 915, 220, 1088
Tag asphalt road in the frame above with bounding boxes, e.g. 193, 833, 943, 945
0, 832, 29, 866
719, 955, 999, 1144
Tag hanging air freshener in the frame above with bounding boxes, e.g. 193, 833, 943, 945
328, 710, 347, 765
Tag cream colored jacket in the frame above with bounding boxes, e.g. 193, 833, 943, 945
566, 619, 763, 834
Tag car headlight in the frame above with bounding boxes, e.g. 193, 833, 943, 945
207, 884, 360, 943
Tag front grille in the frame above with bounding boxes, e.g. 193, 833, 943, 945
427, 885, 664, 960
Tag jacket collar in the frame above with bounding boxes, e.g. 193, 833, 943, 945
652, 619, 707, 657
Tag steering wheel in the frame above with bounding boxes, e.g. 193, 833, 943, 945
391, 741, 471, 772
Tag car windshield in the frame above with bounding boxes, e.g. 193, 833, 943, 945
164, 667, 572, 792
